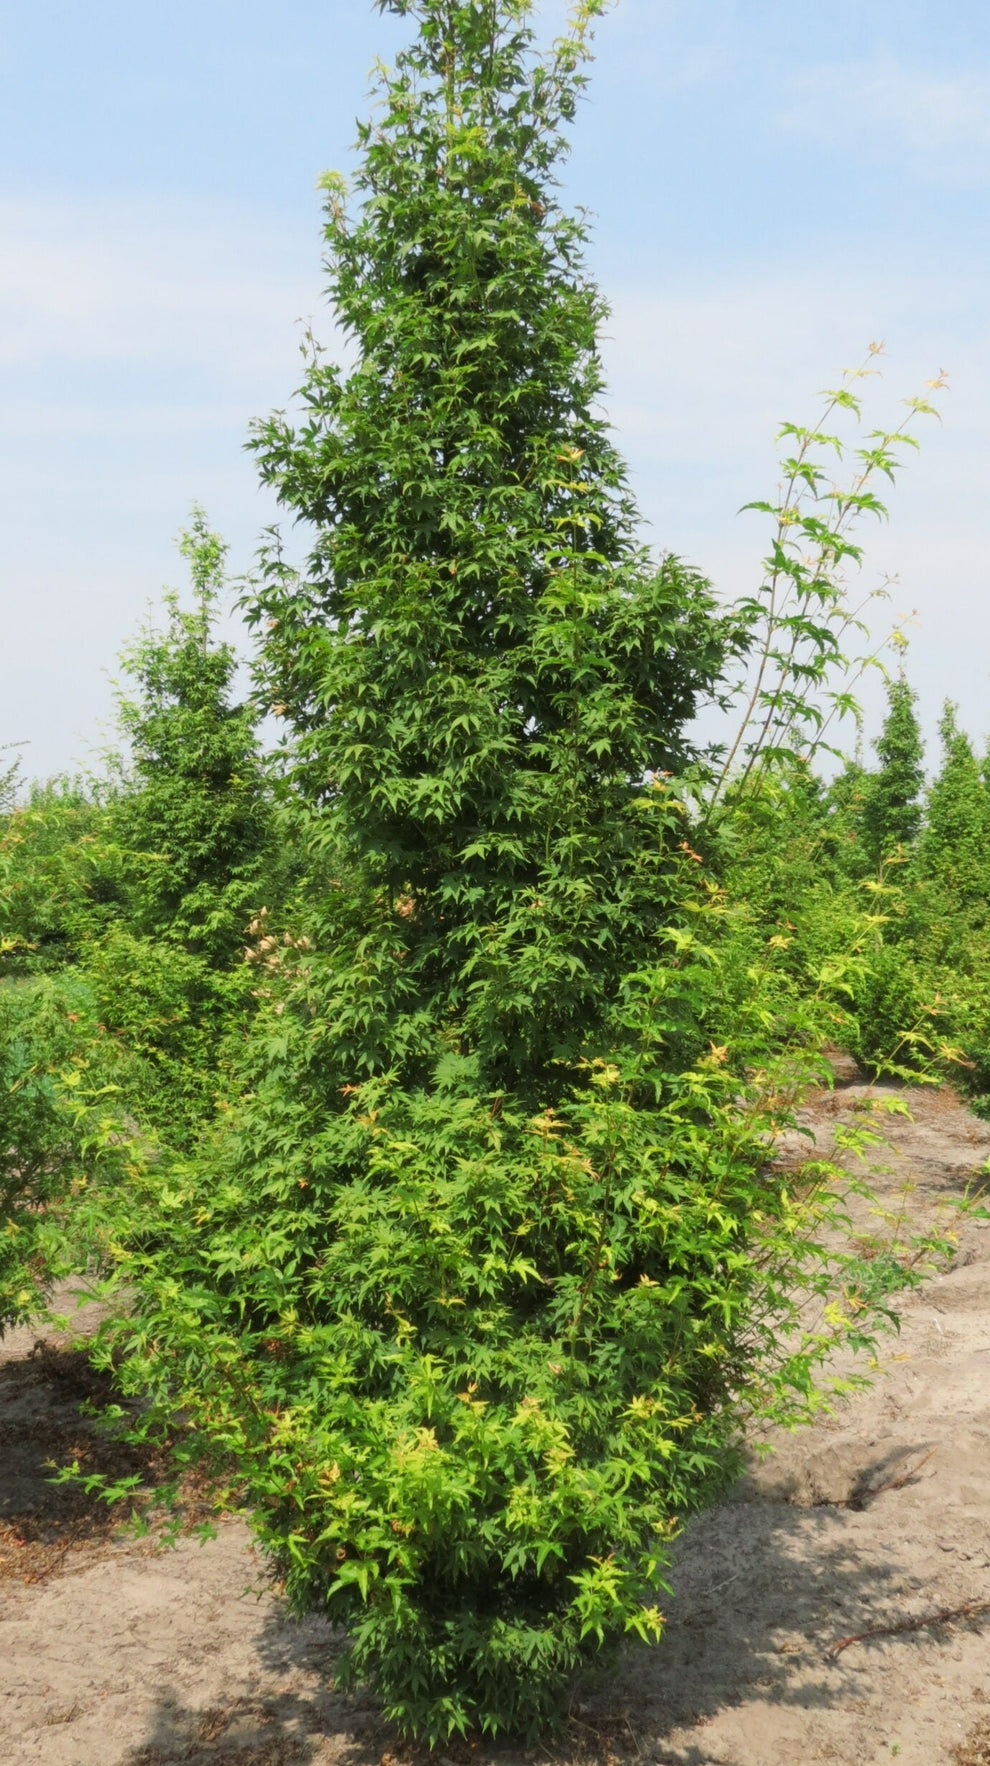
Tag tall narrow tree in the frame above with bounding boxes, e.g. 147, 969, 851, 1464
103, 4, 866, 1744
917, 702, 990, 910
861, 675, 925, 870
112, 509, 274, 967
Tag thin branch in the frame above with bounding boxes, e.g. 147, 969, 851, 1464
829, 1596, 990, 1658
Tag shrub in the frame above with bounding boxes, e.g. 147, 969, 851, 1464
0, 975, 100, 1327
106, 848, 891, 1740
0, 778, 126, 976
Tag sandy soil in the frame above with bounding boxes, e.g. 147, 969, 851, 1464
3, 1080, 990, 1766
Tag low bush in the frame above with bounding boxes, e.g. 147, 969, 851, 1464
0, 975, 98, 1327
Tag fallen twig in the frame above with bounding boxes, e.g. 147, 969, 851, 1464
830, 1597, 990, 1657
852, 1446, 936, 1508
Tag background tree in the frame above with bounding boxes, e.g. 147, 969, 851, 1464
0, 777, 125, 977
111, 507, 275, 968
860, 675, 925, 871
916, 702, 990, 914
75, 508, 287, 1146
0, 514, 288, 1323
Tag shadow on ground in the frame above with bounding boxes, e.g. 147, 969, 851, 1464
0, 1340, 160, 1583
0, 1335, 221, 1585
119, 1689, 320, 1764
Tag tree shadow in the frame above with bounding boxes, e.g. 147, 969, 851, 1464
0, 1333, 234, 1586
119, 1688, 317, 1764
107, 1460, 986, 1766
117, 1680, 391, 1766
6, 1334, 971, 1766
0, 1339, 161, 1583
561, 1472, 989, 1764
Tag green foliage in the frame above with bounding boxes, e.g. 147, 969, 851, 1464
81, 926, 251, 1147
860, 676, 924, 868
70, 3, 944, 1747
881, 706, 990, 1100
2, 3, 978, 1750
821, 757, 873, 882
713, 668, 990, 1097
0, 980, 79, 1325
0, 778, 125, 975
64, 509, 288, 1148
708, 350, 943, 815
711, 748, 940, 1082
0, 972, 131, 1327
98, 892, 899, 1744
915, 703, 990, 917
0, 746, 21, 813
0, 514, 288, 1325
111, 508, 276, 969
247, 0, 728, 1096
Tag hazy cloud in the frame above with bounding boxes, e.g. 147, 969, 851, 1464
778, 57, 990, 181
0, 194, 333, 774
3, 201, 989, 775
0, 195, 324, 376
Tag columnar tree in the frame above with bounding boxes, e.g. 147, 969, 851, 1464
860, 676, 924, 870
111, 508, 274, 968
102, 2, 878, 1742
92, 510, 280, 1144
917, 703, 990, 913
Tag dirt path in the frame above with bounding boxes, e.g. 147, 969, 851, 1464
3, 1082, 990, 1766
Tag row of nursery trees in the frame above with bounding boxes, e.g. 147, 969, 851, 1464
735, 677, 990, 1101
0, 0, 980, 1743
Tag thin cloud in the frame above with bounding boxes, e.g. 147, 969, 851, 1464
0, 195, 327, 376
778, 56, 990, 182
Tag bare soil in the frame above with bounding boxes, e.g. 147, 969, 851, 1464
3, 1081, 990, 1766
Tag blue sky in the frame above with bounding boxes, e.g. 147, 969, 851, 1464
2, 0, 988, 777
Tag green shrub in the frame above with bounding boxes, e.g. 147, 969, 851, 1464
0, 975, 97, 1327
0, 779, 126, 976
105, 900, 884, 1742
842, 939, 935, 1075
82, 926, 250, 1147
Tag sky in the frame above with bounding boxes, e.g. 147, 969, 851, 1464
2, 0, 988, 778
